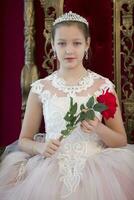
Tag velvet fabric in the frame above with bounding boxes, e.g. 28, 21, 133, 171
64, 0, 113, 80
0, 0, 24, 146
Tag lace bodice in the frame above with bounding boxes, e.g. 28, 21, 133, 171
31, 70, 114, 141
31, 70, 115, 197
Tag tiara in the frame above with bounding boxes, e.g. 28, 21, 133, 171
53, 11, 88, 27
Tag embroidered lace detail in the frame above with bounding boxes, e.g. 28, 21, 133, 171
40, 90, 52, 103
57, 138, 103, 198
94, 78, 115, 97
31, 80, 44, 95
47, 70, 102, 97
31, 80, 52, 103
31, 71, 115, 100
15, 161, 27, 183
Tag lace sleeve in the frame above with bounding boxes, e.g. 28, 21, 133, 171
95, 78, 115, 97
31, 80, 44, 95
101, 78, 115, 92
31, 79, 51, 103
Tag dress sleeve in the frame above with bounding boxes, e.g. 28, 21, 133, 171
30, 79, 51, 104
30, 80, 44, 101
95, 78, 115, 97
102, 78, 115, 92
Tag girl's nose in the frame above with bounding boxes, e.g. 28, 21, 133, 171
65, 44, 74, 54
65, 49, 72, 54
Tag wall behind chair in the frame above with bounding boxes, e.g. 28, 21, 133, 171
0, 0, 24, 146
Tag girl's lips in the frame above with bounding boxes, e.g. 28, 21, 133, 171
65, 57, 75, 59
64, 57, 76, 60
64, 58, 76, 62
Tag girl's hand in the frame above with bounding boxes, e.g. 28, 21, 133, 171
38, 139, 60, 158
80, 117, 100, 134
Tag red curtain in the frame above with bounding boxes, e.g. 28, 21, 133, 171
0, 0, 24, 146
64, 0, 113, 79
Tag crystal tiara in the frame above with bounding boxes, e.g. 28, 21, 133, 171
53, 11, 88, 27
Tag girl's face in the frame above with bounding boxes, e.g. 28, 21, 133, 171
52, 25, 90, 70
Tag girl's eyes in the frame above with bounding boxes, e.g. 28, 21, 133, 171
57, 42, 82, 46
74, 42, 82, 46
57, 42, 66, 46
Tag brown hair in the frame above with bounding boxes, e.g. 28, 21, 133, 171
51, 21, 90, 41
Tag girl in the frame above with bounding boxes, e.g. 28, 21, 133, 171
0, 11, 134, 200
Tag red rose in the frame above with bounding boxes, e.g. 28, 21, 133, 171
97, 89, 117, 119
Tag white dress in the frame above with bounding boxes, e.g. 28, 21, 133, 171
0, 70, 134, 200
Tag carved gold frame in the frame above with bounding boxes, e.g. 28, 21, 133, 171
21, 0, 39, 120
21, 0, 64, 118
113, 0, 134, 141
113, 0, 134, 100
22, 0, 134, 141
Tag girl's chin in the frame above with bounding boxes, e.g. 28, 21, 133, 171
64, 62, 79, 69
59, 60, 82, 69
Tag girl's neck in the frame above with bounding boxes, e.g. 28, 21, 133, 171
57, 66, 87, 85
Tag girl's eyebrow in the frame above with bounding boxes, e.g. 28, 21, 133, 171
57, 39, 66, 41
57, 38, 83, 41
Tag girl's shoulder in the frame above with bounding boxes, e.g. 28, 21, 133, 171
89, 70, 112, 81
30, 71, 57, 95
88, 70, 115, 95
31, 71, 56, 86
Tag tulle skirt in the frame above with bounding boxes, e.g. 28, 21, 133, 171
0, 144, 134, 200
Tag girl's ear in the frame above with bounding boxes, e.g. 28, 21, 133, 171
86, 37, 91, 49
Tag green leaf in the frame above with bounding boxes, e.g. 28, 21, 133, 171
61, 125, 76, 137
66, 124, 71, 128
70, 103, 77, 115
70, 97, 73, 108
69, 126, 76, 131
64, 112, 69, 119
64, 112, 72, 121
61, 130, 69, 136
77, 112, 86, 122
86, 96, 94, 108
85, 110, 95, 120
93, 103, 108, 112
70, 116, 77, 126
80, 104, 85, 110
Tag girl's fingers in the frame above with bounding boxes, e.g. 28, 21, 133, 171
80, 123, 92, 133
81, 121, 92, 130
81, 123, 88, 130
46, 148, 55, 155
44, 152, 51, 157
52, 139, 60, 146
44, 139, 60, 157
81, 126, 92, 133
49, 143, 59, 151
82, 128, 91, 133
82, 118, 99, 128
81, 120, 89, 127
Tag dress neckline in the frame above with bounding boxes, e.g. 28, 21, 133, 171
48, 70, 96, 97
55, 70, 90, 87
